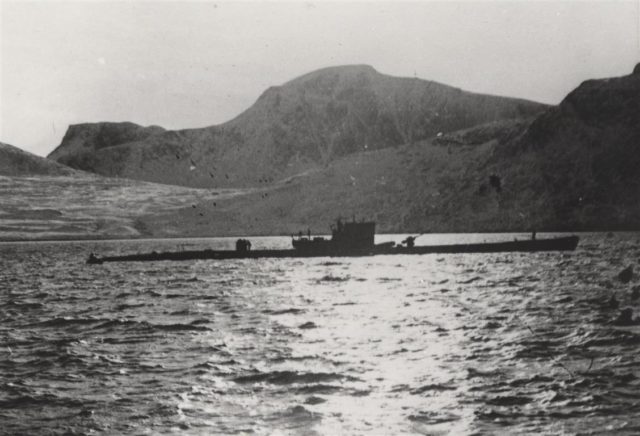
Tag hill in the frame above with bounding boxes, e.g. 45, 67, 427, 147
48, 65, 547, 188
139, 64, 640, 235
48, 122, 165, 163
481, 63, 640, 230
0, 142, 77, 176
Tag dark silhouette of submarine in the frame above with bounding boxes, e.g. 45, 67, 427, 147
87, 219, 579, 264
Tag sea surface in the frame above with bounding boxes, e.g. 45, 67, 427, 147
2, 233, 640, 435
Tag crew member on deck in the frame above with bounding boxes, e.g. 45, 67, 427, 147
402, 236, 416, 248
235, 239, 251, 252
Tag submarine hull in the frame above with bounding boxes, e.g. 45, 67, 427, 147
87, 236, 579, 264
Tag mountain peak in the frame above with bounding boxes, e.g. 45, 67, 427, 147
633, 63, 640, 75
311, 64, 376, 73
280, 64, 380, 89
290, 64, 377, 80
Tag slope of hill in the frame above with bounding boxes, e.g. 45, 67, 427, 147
48, 65, 547, 188
139, 64, 640, 235
0, 142, 77, 176
481, 63, 640, 230
0, 174, 225, 240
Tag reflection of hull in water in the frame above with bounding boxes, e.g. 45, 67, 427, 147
87, 236, 579, 264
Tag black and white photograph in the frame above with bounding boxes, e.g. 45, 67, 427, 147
1, 0, 640, 434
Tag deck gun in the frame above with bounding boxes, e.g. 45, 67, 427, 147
401, 233, 424, 248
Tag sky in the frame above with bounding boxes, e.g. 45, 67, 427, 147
1, 0, 639, 157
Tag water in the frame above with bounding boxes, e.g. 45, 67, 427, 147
2, 233, 640, 435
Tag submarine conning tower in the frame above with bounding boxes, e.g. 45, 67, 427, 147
330, 219, 375, 249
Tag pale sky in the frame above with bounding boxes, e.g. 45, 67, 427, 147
1, 1, 639, 157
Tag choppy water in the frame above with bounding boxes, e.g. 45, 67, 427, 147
2, 233, 640, 435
